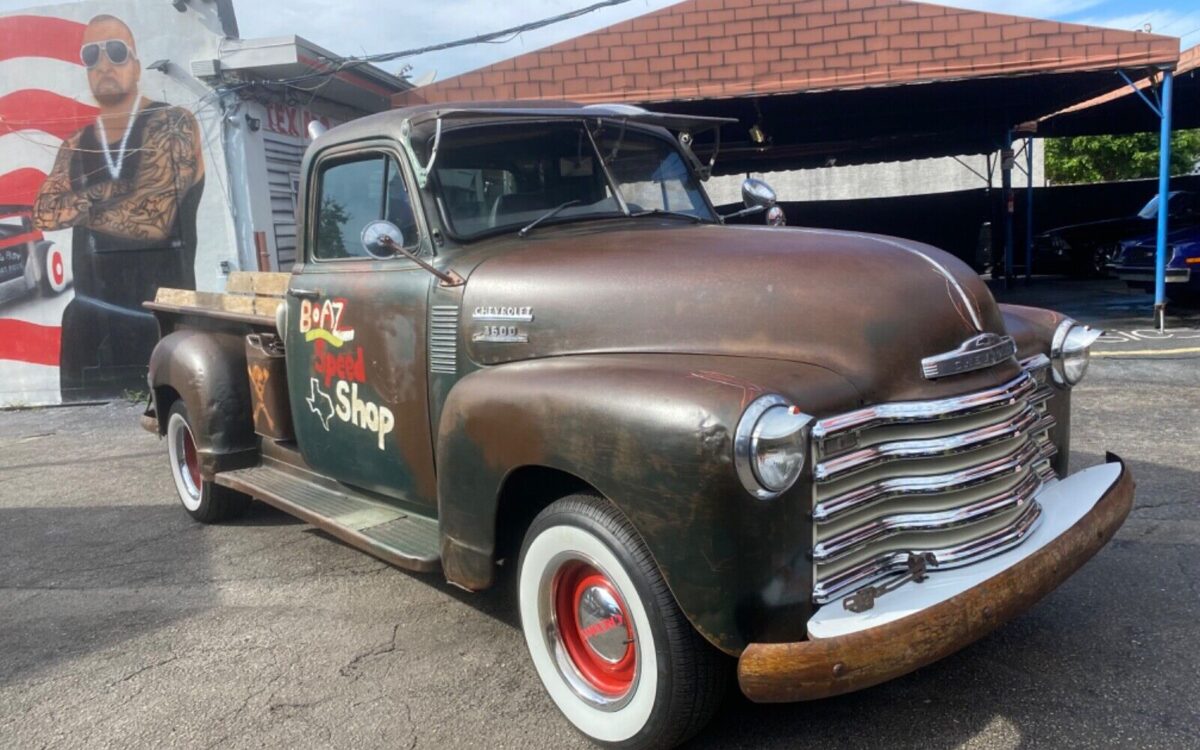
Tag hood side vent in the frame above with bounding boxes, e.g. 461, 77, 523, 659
430, 305, 459, 374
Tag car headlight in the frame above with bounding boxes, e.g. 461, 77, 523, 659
1050, 319, 1103, 386
734, 395, 813, 499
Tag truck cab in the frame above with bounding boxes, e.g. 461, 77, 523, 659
145, 103, 1131, 750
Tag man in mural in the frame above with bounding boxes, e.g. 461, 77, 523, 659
35, 13, 204, 398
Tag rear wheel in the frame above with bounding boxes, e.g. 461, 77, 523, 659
518, 494, 726, 749
165, 401, 249, 523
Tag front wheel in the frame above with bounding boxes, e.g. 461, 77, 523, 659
518, 495, 726, 749
165, 401, 249, 523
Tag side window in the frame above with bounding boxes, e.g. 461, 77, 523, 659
314, 154, 419, 260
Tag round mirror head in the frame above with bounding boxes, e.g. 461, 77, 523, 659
742, 178, 777, 209
361, 220, 404, 259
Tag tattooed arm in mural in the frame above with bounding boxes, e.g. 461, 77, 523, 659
34, 106, 205, 241
33, 132, 92, 231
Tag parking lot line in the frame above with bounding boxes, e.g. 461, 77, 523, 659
1093, 347, 1200, 357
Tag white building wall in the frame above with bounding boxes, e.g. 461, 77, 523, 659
706, 145, 1046, 205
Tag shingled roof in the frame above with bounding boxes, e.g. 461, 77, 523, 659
394, 0, 1179, 107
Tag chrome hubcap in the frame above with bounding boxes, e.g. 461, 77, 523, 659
539, 554, 639, 710
577, 585, 629, 664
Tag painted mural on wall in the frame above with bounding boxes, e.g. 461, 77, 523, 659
0, 2, 235, 405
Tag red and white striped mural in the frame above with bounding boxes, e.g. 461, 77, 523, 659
0, 15, 93, 383
0, 2, 238, 405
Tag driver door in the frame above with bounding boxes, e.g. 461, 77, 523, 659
285, 145, 438, 510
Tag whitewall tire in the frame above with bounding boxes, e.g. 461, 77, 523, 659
518, 495, 726, 749
165, 401, 249, 523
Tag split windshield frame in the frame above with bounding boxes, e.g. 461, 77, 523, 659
404, 107, 735, 241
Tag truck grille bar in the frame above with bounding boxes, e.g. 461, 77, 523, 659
812, 500, 1044, 605
812, 356, 1056, 607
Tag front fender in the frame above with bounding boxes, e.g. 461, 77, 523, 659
148, 329, 257, 477
1000, 303, 1072, 476
1000, 303, 1067, 360
436, 353, 860, 654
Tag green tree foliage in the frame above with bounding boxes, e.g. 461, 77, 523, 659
316, 197, 350, 258
1045, 130, 1200, 184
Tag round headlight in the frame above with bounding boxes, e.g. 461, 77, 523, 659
1051, 320, 1103, 386
734, 395, 813, 499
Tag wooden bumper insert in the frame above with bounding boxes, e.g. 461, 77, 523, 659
737, 455, 1134, 703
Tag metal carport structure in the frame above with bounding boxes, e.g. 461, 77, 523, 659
1039, 45, 1198, 328
394, 0, 1181, 308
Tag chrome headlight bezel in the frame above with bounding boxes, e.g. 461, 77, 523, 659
734, 394, 813, 500
1050, 319, 1103, 387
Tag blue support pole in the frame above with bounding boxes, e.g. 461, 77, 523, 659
1025, 136, 1034, 282
1154, 70, 1174, 330
1002, 129, 1014, 288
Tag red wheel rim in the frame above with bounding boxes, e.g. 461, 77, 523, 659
182, 427, 201, 490
553, 561, 636, 697
50, 250, 64, 285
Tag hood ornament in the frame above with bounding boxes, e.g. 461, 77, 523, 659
921, 333, 1017, 379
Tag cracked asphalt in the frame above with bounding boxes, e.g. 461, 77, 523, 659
1, 279, 1198, 749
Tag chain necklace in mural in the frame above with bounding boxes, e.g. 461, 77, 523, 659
95, 97, 142, 181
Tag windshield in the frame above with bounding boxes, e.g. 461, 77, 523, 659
1137, 192, 1192, 220
431, 121, 714, 239
594, 124, 711, 217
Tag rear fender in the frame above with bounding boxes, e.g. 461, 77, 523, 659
435, 353, 860, 653
148, 330, 257, 477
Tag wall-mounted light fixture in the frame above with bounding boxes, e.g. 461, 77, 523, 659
749, 99, 769, 146
147, 59, 171, 74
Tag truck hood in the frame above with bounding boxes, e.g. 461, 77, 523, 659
460, 221, 1012, 404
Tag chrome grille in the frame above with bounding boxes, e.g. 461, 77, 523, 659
811, 356, 1056, 607
430, 305, 459, 374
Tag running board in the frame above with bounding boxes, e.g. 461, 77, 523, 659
214, 464, 440, 573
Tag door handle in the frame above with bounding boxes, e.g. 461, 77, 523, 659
288, 288, 320, 300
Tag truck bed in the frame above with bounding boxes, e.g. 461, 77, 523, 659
144, 271, 290, 329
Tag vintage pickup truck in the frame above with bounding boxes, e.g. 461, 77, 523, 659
144, 103, 1131, 749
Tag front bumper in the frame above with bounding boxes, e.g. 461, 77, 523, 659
737, 455, 1134, 702
1112, 266, 1189, 284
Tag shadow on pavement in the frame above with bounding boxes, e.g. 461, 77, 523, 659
0, 504, 216, 689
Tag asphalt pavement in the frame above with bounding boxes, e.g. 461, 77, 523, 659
1, 278, 1197, 749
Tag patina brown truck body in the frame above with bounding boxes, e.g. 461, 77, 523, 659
144, 104, 1132, 748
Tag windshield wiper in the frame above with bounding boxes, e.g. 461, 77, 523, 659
518, 200, 581, 237
628, 208, 706, 224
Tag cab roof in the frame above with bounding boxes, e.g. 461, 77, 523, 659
311, 101, 736, 152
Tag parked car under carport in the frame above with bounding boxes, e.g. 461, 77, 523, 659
1033, 190, 1199, 278
1112, 223, 1200, 302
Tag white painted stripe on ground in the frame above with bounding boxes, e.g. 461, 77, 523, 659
1094, 347, 1200, 357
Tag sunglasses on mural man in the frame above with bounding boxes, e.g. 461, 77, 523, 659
80, 39, 136, 69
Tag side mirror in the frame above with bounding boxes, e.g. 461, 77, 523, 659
720, 178, 781, 224
741, 178, 777, 209
359, 219, 466, 287
361, 220, 404, 259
